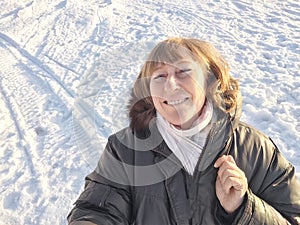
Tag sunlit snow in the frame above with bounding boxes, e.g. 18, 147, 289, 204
0, 0, 299, 224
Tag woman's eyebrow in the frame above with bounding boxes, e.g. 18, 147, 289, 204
174, 59, 194, 65
153, 66, 165, 72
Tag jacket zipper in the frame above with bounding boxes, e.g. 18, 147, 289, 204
192, 123, 216, 177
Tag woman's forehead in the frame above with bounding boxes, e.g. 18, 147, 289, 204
158, 50, 195, 63
153, 59, 196, 69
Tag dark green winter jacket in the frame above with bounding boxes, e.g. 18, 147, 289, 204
68, 100, 300, 224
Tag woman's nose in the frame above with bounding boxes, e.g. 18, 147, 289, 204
165, 74, 179, 90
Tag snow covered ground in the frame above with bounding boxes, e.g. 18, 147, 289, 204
0, 0, 299, 224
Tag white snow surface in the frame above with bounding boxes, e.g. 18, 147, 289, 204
0, 0, 299, 224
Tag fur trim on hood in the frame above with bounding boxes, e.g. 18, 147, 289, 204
127, 90, 156, 134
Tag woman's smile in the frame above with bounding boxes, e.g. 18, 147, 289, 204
164, 97, 189, 105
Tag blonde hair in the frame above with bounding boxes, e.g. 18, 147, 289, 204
129, 38, 240, 131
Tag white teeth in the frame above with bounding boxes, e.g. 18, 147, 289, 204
167, 98, 188, 105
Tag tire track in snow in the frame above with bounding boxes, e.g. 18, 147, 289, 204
0, 32, 75, 99
0, 77, 30, 194
0, 36, 73, 224
0, 58, 37, 179
0, 36, 74, 164
0, 44, 46, 185
0, 47, 47, 225
0, 1, 33, 20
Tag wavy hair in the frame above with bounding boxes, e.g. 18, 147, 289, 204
128, 38, 240, 132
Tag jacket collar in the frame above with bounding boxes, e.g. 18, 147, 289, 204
129, 90, 243, 173
150, 97, 242, 173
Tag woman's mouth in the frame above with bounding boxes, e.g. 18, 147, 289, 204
164, 97, 189, 105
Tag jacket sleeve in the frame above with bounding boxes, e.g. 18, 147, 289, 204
233, 140, 300, 225
67, 137, 133, 225
67, 171, 132, 225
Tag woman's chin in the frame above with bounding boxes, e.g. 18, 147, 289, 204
169, 117, 196, 130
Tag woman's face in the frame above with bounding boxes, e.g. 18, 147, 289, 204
150, 58, 206, 129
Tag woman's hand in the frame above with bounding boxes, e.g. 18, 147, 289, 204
214, 155, 248, 214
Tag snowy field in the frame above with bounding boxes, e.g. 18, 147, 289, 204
0, 0, 299, 224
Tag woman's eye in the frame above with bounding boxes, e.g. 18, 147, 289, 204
179, 69, 191, 73
176, 69, 191, 77
154, 73, 167, 80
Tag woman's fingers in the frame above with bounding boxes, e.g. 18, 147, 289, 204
214, 155, 236, 168
214, 155, 244, 182
217, 173, 244, 194
219, 168, 243, 185
214, 154, 248, 213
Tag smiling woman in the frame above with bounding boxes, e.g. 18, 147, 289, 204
68, 38, 300, 225
150, 58, 206, 129
129, 38, 240, 133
